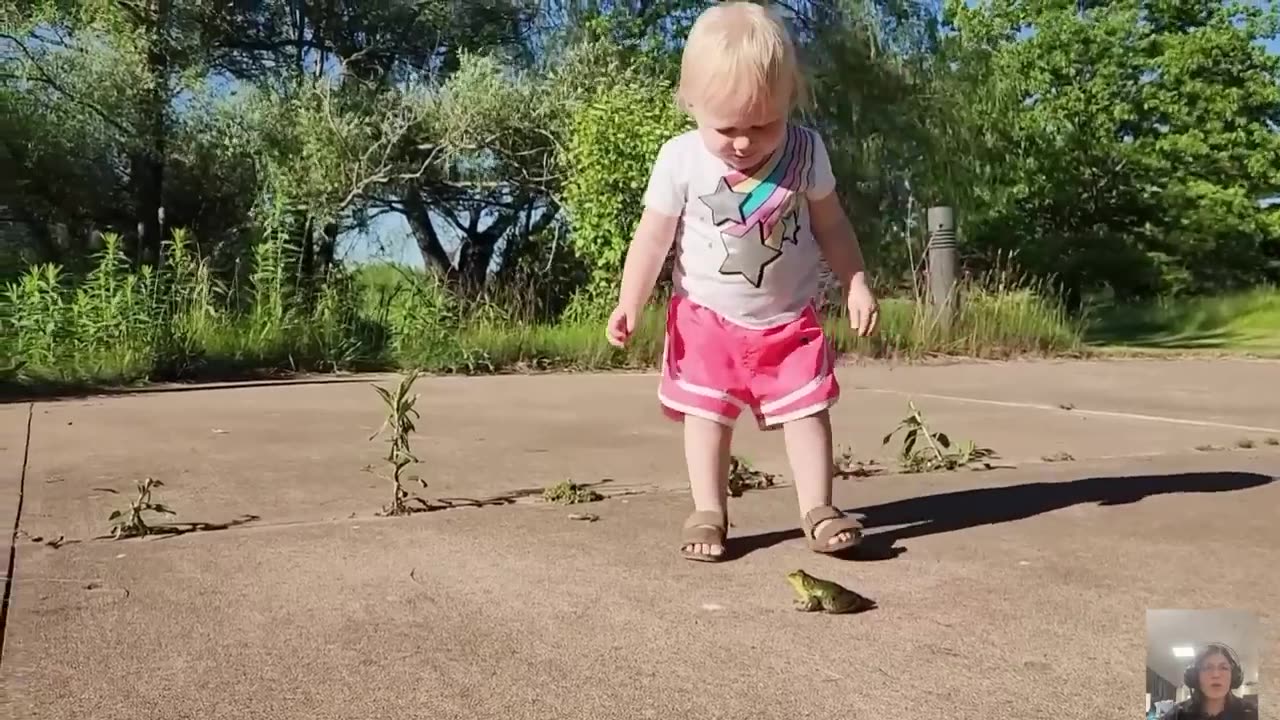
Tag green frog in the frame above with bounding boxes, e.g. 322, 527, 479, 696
785, 569, 877, 614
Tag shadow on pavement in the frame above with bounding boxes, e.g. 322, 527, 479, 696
731, 471, 1276, 562
92, 514, 264, 541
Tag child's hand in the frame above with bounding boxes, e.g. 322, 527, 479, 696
847, 275, 879, 337
606, 305, 637, 348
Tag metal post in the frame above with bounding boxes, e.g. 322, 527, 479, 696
926, 206, 958, 324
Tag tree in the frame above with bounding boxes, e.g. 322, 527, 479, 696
939, 0, 1280, 300
0, 1, 264, 267
790, 0, 950, 285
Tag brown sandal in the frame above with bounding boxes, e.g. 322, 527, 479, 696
802, 505, 862, 554
680, 510, 728, 562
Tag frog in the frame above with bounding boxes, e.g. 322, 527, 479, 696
785, 569, 877, 614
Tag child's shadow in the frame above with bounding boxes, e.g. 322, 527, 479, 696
729, 471, 1274, 561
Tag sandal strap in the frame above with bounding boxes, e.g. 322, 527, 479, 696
683, 510, 726, 530
682, 525, 725, 546
803, 505, 844, 532
803, 506, 863, 544
681, 510, 726, 545
814, 515, 863, 546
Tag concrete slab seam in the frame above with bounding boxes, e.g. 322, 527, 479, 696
0, 402, 34, 667
854, 388, 1280, 434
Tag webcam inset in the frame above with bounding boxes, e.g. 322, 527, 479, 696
1146, 609, 1260, 720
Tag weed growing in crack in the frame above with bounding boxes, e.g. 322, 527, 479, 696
1236, 438, 1256, 449
834, 445, 885, 479
1265, 437, 1279, 447
108, 478, 176, 539
542, 480, 603, 504
369, 370, 428, 516
728, 455, 777, 497
882, 401, 997, 473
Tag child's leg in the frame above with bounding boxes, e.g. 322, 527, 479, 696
656, 296, 748, 561
682, 415, 733, 559
781, 410, 855, 549
748, 306, 861, 551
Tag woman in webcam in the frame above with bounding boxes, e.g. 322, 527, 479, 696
1161, 643, 1258, 720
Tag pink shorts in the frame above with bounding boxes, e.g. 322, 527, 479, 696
658, 296, 840, 429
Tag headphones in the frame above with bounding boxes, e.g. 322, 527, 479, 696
1183, 642, 1244, 691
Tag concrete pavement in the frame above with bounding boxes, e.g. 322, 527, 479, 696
1, 359, 1278, 719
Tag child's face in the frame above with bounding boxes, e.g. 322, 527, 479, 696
689, 96, 788, 172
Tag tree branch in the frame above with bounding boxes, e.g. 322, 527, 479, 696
0, 32, 133, 135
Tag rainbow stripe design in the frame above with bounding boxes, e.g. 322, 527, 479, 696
717, 125, 814, 249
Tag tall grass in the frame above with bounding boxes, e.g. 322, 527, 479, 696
1087, 287, 1280, 351
0, 233, 1086, 390
0, 225, 389, 386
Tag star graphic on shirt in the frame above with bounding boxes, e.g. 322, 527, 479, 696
699, 178, 750, 226
719, 222, 782, 288
781, 211, 800, 245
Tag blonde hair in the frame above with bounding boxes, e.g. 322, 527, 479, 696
676, 2, 807, 117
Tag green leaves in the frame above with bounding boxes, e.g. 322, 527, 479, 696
541, 480, 604, 505
882, 400, 996, 473
369, 370, 427, 516
560, 61, 692, 305
939, 0, 1280, 299
106, 477, 175, 538
727, 455, 778, 497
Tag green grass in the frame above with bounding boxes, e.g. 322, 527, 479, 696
1087, 288, 1280, 353
0, 232, 1087, 394
446, 287, 1082, 374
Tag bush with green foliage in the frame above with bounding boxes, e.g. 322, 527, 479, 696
939, 0, 1280, 301
559, 66, 692, 318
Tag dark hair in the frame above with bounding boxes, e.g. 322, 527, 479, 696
1184, 643, 1246, 711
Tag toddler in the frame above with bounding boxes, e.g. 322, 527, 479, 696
605, 2, 879, 562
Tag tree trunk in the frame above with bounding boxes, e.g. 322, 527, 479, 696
298, 215, 316, 308
450, 206, 527, 291
319, 222, 338, 276
455, 232, 496, 290
403, 187, 453, 274
135, 0, 169, 268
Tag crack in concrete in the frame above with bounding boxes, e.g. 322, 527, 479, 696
0, 402, 34, 667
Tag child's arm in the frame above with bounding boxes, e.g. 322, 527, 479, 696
608, 136, 685, 347
809, 191, 879, 336
618, 208, 679, 315
809, 191, 868, 289
608, 208, 679, 346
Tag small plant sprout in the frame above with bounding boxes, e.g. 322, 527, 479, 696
542, 480, 603, 504
834, 445, 885, 479
1265, 437, 1279, 447
1236, 438, 1256, 449
727, 455, 777, 497
882, 401, 997, 473
108, 478, 176, 539
369, 370, 428, 516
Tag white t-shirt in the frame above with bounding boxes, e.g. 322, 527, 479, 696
643, 125, 837, 329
